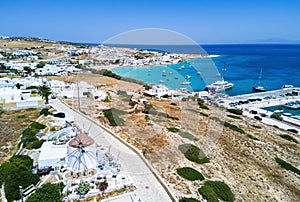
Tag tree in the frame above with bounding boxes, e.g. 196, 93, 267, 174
36, 61, 46, 68
26, 183, 64, 202
15, 83, 23, 89
270, 112, 283, 121
38, 85, 52, 104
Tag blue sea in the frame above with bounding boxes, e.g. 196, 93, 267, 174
111, 44, 300, 96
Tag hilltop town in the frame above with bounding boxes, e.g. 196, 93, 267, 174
0, 37, 299, 202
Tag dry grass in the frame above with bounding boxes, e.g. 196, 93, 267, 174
0, 108, 41, 164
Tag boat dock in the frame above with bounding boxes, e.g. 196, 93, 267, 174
216, 87, 300, 133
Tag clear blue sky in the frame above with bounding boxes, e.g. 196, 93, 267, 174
1, 0, 300, 44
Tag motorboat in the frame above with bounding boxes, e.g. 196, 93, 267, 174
282, 101, 300, 109
196, 71, 201, 75
274, 108, 283, 113
185, 75, 191, 79
180, 81, 191, 85
178, 65, 184, 70
283, 113, 292, 116
205, 80, 234, 93
282, 84, 294, 89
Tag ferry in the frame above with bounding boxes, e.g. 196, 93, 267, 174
205, 80, 234, 93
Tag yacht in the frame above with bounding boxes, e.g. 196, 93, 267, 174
252, 68, 266, 92
205, 80, 234, 93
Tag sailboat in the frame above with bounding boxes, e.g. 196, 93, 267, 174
222, 63, 227, 71
252, 68, 266, 92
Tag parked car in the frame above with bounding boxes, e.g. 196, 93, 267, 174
254, 115, 262, 121
53, 112, 65, 118
287, 128, 298, 134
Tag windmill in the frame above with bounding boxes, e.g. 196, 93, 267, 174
66, 132, 97, 173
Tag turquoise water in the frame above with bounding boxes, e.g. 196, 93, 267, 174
112, 44, 300, 96
263, 106, 300, 116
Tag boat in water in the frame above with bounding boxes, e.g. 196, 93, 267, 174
178, 65, 184, 70
253, 68, 267, 92
282, 101, 300, 109
282, 84, 294, 89
205, 80, 234, 93
196, 71, 201, 75
180, 81, 191, 85
185, 75, 191, 79
283, 113, 292, 116
274, 108, 283, 113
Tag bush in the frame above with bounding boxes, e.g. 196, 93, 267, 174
17, 114, 27, 119
167, 127, 180, 133
227, 114, 241, 119
197, 98, 209, 110
204, 181, 235, 202
76, 182, 90, 195
227, 108, 243, 115
270, 112, 283, 121
250, 124, 262, 129
247, 134, 259, 141
178, 131, 197, 141
176, 167, 205, 181
103, 108, 126, 126
198, 185, 219, 202
31, 121, 46, 129
179, 198, 200, 202
26, 182, 64, 202
26, 139, 45, 149
275, 157, 300, 175
279, 134, 299, 143
178, 144, 210, 164
224, 122, 245, 134
40, 108, 51, 116
0, 155, 39, 202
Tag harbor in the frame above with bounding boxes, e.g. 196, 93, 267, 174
217, 87, 300, 132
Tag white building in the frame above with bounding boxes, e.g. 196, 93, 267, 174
144, 85, 171, 98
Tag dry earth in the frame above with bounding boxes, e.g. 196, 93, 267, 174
52, 74, 300, 201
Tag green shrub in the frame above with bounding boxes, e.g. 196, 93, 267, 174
40, 108, 51, 116
167, 127, 180, 133
103, 108, 126, 126
227, 114, 241, 119
227, 108, 243, 115
26, 182, 64, 202
0, 108, 3, 115
204, 181, 235, 202
250, 124, 262, 129
178, 131, 197, 141
247, 134, 259, 141
275, 157, 300, 175
178, 144, 210, 164
270, 112, 283, 121
198, 185, 219, 202
179, 198, 200, 202
279, 134, 298, 143
0, 155, 39, 202
26, 139, 45, 149
30, 121, 46, 129
176, 167, 205, 181
17, 114, 27, 119
197, 98, 209, 110
224, 122, 245, 134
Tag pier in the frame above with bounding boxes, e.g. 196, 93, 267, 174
218, 87, 300, 133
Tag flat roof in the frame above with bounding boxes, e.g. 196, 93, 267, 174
38, 141, 67, 161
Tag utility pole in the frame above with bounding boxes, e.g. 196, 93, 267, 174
77, 81, 80, 111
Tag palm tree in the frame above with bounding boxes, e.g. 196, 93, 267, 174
39, 85, 52, 104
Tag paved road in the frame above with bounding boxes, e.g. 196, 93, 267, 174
49, 99, 175, 202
